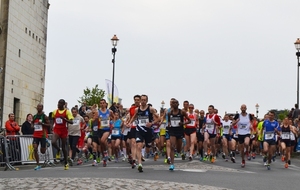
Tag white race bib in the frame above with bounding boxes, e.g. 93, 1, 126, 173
187, 120, 195, 127
112, 129, 120, 135
101, 119, 109, 127
56, 118, 63, 124
233, 134, 238, 138
240, 125, 246, 129
73, 119, 80, 125
34, 124, 42, 131
138, 119, 149, 126
160, 123, 166, 129
171, 119, 180, 127
93, 126, 98, 132
265, 132, 274, 140
206, 124, 214, 129
281, 132, 290, 140
223, 125, 230, 129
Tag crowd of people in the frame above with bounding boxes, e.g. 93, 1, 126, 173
3, 96, 300, 172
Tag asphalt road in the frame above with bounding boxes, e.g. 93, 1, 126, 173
0, 155, 299, 190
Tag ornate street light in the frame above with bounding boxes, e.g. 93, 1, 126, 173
111, 34, 119, 105
294, 38, 300, 106
255, 103, 259, 118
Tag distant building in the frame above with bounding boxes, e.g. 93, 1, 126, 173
0, 0, 50, 126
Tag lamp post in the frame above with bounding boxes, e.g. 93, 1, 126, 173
255, 103, 259, 118
294, 38, 300, 107
111, 34, 119, 105
161, 101, 165, 109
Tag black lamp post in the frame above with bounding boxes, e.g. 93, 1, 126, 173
111, 34, 119, 105
295, 38, 300, 107
255, 103, 259, 118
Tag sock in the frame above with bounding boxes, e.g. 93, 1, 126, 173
232, 150, 235, 157
123, 148, 127, 157
142, 148, 145, 157
93, 152, 96, 160
88, 147, 93, 154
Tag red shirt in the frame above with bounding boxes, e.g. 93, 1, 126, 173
54, 109, 67, 129
129, 106, 137, 128
33, 114, 48, 138
5, 120, 20, 136
206, 114, 221, 126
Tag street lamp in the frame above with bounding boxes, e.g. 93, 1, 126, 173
294, 38, 300, 106
111, 34, 119, 105
161, 101, 165, 109
255, 103, 259, 118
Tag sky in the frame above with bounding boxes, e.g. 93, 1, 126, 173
44, 0, 300, 118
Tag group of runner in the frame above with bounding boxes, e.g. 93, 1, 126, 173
30, 96, 299, 172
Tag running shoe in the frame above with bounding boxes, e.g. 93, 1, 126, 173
251, 152, 256, 159
131, 162, 136, 169
181, 153, 186, 160
189, 155, 193, 161
164, 158, 167, 164
231, 157, 236, 163
203, 155, 208, 161
281, 155, 285, 162
103, 160, 107, 167
96, 157, 101, 163
211, 156, 215, 163
77, 159, 83, 165
266, 164, 270, 170
56, 149, 61, 160
169, 164, 174, 171
222, 154, 226, 159
167, 157, 171, 164
199, 157, 203, 162
288, 160, 291, 165
225, 158, 228, 162
68, 158, 73, 166
34, 165, 41, 170
92, 160, 98, 166
207, 149, 211, 155
142, 156, 145, 162
138, 164, 143, 172
115, 158, 119, 163
263, 156, 267, 163
285, 163, 288, 168
64, 164, 69, 170
241, 160, 245, 168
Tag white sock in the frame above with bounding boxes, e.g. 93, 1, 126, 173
123, 148, 127, 157
142, 148, 145, 157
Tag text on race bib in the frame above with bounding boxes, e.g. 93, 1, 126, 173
187, 120, 195, 126
56, 118, 63, 124
34, 124, 42, 131
112, 129, 120, 135
265, 132, 274, 140
281, 132, 290, 140
171, 118, 180, 127
93, 126, 98, 132
206, 124, 214, 129
101, 119, 109, 127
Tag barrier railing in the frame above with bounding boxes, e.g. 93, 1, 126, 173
2, 134, 58, 170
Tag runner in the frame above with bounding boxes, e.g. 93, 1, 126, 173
182, 100, 189, 160
89, 108, 101, 166
111, 112, 123, 162
184, 104, 198, 161
167, 99, 191, 171
67, 107, 84, 166
126, 95, 141, 168
261, 111, 281, 170
203, 105, 221, 163
127, 94, 160, 172
98, 99, 114, 167
51, 99, 74, 170
197, 110, 206, 161
221, 114, 232, 162
32, 103, 50, 170
280, 117, 293, 168
232, 104, 253, 168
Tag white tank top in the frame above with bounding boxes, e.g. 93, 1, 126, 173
237, 114, 251, 135
222, 120, 232, 135
206, 114, 216, 134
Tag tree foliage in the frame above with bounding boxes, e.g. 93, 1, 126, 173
78, 84, 105, 106
269, 109, 289, 121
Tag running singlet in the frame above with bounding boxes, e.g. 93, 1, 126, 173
53, 109, 69, 129
98, 109, 110, 130
129, 106, 138, 128
90, 118, 100, 136
205, 114, 218, 134
186, 112, 197, 128
169, 110, 184, 128
221, 120, 232, 135
137, 106, 153, 132
236, 114, 251, 135
281, 126, 291, 140
33, 114, 48, 138
263, 119, 280, 141
111, 119, 122, 137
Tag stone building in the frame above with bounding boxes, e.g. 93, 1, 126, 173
0, 0, 49, 126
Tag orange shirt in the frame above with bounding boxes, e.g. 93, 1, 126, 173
5, 120, 20, 136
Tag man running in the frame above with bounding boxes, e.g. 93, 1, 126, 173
232, 104, 253, 168
221, 114, 232, 162
51, 99, 74, 170
197, 110, 206, 161
261, 111, 281, 170
32, 104, 50, 170
128, 94, 159, 172
167, 99, 191, 171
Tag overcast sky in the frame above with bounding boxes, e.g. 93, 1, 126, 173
44, 0, 300, 117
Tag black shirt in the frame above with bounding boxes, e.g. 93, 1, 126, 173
21, 121, 34, 135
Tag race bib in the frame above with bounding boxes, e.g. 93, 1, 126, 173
160, 123, 166, 129
206, 124, 214, 129
93, 126, 98, 132
112, 129, 120, 135
101, 119, 109, 127
290, 132, 296, 140
171, 119, 180, 127
224, 125, 230, 129
187, 120, 195, 126
281, 132, 290, 140
73, 119, 80, 125
138, 119, 149, 126
56, 118, 63, 124
132, 120, 137, 127
34, 124, 42, 131
240, 125, 246, 129
265, 132, 274, 140
250, 134, 255, 139
233, 134, 238, 138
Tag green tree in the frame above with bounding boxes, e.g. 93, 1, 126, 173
78, 84, 105, 106
269, 109, 289, 121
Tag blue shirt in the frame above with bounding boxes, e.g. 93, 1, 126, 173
111, 119, 122, 137
263, 119, 280, 141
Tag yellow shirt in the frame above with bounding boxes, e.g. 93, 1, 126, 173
257, 121, 264, 141
52, 109, 74, 120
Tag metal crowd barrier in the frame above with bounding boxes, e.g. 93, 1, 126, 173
1, 134, 63, 171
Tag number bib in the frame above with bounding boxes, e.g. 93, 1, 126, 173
187, 120, 196, 127
265, 132, 274, 140
233, 134, 238, 138
171, 119, 180, 127
281, 132, 290, 140
73, 119, 80, 125
93, 126, 98, 132
112, 129, 120, 135
138, 118, 149, 127
160, 123, 166, 129
34, 124, 42, 131
240, 125, 246, 129
101, 119, 109, 128
56, 118, 63, 124
206, 123, 214, 129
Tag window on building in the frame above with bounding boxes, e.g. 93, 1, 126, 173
36, 36, 38, 41
18, 49, 21, 57
33, 33, 35, 39
13, 98, 21, 124
39, 38, 41, 43
33, 0, 35, 4
29, 30, 31, 36
25, 27, 27, 33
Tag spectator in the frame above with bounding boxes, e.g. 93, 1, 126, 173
5, 113, 20, 136
292, 104, 300, 122
109, 102, 118, 113
21, 114, 34, 135
79, 105, 87, 117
